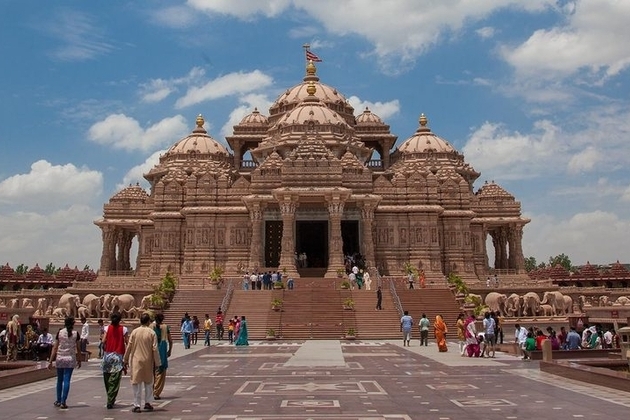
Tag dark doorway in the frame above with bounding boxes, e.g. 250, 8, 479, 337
341, 220, 360, 257
264, 221, 283, 267
295, 221, 328, 268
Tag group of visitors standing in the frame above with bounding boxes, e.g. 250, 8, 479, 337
181, 310, 249, 347
399, 311, 449, 351
457, 312, 500, 358
242, 271, 285, 290
47, 311, 173, 412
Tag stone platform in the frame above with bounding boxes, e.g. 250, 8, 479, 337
1, 338, 630, 419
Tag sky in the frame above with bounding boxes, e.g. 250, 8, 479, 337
1, 0, 629, 271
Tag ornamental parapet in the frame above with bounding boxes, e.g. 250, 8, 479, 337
179, 207, 248, 215
441, 210, 477, 217
375, 205, 444, 213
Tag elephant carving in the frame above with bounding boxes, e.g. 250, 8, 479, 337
22, 298, 34, 308
127, 306, 143, 319
57, 293, 81, 318
140, 294, 152, 310
33, 297, 49, 316
563, 295, 573, 314
77, 305, 91, 319
0, 298, 5, 307
541, 291, 569, 315
52, 307, 67, 318
505, 293, 523, 317
538, 304, 554, 317
521, 292, 541, 316
82, 294, 101, 318
110, 294, 137, 317
484, 292, 508, 316
100, 294, 114, 318
599, 295, 611, 306
9, 298, 19, 308
614, 296, 630, 306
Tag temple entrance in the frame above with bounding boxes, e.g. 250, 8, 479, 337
341, 220, 360, 257
295, 221, 328, 268
264, 221, 283, 267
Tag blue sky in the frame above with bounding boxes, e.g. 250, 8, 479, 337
1, 0, 629, 270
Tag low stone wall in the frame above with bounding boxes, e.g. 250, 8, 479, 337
0, 361, 56, 390
529, 348, 620, 360
540, 359, 630, 392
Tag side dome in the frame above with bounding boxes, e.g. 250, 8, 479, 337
398, 114, 456, 154
166, 115, 229, 156
238, 108, 268, 126
109, 183, 149, 203
355, 107, 383, 125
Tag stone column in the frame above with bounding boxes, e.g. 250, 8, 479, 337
508, 225, 526, 273
325, 199, 345, 278
278, 199, 299, 278
359, 204, 376, 267
248, 203, 265, 271
99, 225, 117, 274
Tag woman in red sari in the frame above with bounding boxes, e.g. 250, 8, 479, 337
434, 315, 448, 352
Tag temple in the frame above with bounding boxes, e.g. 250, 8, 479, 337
94, 60, 529, 284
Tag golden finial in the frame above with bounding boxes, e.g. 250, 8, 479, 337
196, 114, 205, 128
306, 81, 316, 96
306, 60, 316, 76
419, 113, 428, 127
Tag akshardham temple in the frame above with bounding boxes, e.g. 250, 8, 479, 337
94, 61, 529, 283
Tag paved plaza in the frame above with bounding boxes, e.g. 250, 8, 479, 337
1, 338, 629, 419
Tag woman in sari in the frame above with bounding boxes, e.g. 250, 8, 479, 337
434, 315, 448, 352
464, 314, 480, 357
235, 316, 249, 346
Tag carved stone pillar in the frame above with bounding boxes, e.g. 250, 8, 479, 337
325, 199, 345, 278
248, 203, 265, 271
508, 225, 526, 273
99, 225, 117, 274
279, 199, 299, 277
360, 204, 376, 267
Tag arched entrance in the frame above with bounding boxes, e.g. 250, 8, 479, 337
295, 221, 328, 268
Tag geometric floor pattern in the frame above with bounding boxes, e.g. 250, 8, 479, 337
1, 339, 629, 419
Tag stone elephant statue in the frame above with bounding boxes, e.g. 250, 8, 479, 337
22, 298, 34, 308
541, 291, 569, 315
110, 294, 137, 317
82, 293, 101, 318
52, 307, 67, 319
563, 295, 573, 314
9, 298, 19, 308
57, 293, 81, 318
599, 295, 611, 306
140, 294, 152, 310
538, 304, 554, 317
0, 298, 5, 307
505, 293, 523, 317
100, 294, 114, 318
484, 292, 508, 316
521, 292, 541, 316
77, 305, 91, 319
33, 297, 49, 316
614, 296, 630, 306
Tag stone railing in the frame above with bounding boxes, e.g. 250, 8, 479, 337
388, 278, 403, 317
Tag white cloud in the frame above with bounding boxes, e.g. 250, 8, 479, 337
175, 70, 273, 108
187, 0, 292, 20
567, 146, 601, 174
42, 10, 114, 61
501, 0, 630, 83
0, 160, 103, 209
220, 94, 274, 138
462, 120, 564, 180
476, 26, 496, 39
88, 114, 189, 152
0, 205, 102, 270
150, 5, 199, 28
139, 67, 206, 104
522, 210, 630, 265
118, 150, 165, 190
347, 96, 400, 121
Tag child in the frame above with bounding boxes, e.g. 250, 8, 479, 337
523, 332, 536, 360
227, 319, 235, 344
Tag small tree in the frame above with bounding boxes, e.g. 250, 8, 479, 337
524, 256, 537, 272
15, 264, 28, 275
548, 253, 573, 271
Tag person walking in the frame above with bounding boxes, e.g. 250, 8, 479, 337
191, 315, 200, 345
482, 312, 497, 357
215, 309, 224, 341
456, 313, 466, 356
376, 286, 383, 310
48, 316, 81, 409
124, 313, 160, 413
434, 315, 448, 352
400, 311, 413, 346
80, 316, 90, 359
101, 311, 129, 409
181, 314, 193, 349
97, 319, 105, 358
235, 316, 249, 346
419, 313, 430, 346
203, 314, 213, 346
152, 313, 173, 400
6, 314, 20, 361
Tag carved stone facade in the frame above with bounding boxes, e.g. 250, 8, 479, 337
95, 61, 529, 283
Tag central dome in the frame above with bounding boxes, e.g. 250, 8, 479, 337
166, 115, 229, 156
398, 114, 456, 154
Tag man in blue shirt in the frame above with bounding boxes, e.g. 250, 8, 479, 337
400, 311, 414, 347
566, 326, 582, 350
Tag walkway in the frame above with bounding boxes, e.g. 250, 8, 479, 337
1, 338, 629, 419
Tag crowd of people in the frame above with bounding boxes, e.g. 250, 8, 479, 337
399, 311, 450, 352
180, 309, 249, 348
0, 315, 56, 361
240, 271, 293, 290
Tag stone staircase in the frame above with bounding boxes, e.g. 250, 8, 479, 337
163, 289, 225, 341
396, 287, 462, 333
162, 279, 462, 341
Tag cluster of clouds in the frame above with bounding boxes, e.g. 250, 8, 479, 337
4, 0, 630, 268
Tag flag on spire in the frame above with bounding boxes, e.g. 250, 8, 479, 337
306, 49, 322, 62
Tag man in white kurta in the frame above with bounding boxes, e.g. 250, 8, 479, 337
124, 313, 159, 412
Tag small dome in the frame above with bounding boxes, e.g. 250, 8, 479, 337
476, 180, 514, 199
110, 183, 149, 203
239, 108, 268, 125
277, 84, 350, 130
166, 114, 229, 156
398, 114, 456, 154
356, 107, 383, 125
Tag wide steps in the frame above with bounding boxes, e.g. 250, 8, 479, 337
163, 289, 225, 340
350, 288, 400, 339
396, 288, 462, 333
224, 290, 274, 340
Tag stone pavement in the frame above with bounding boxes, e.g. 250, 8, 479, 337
1, 337, 630, 419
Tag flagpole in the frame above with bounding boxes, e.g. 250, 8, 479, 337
302, 43, 310, 64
